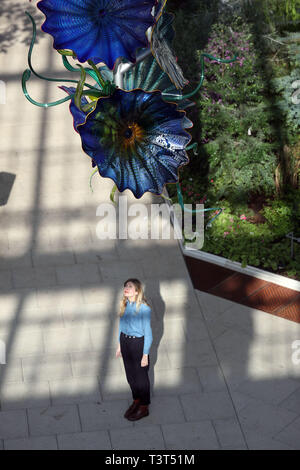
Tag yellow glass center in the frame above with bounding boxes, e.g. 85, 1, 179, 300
122, 122, 144, 149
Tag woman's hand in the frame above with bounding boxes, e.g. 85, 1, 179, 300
141, 354, 148, 367
116, 345, 122, 358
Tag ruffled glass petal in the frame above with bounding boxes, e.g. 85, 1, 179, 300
61, 87, 191, 198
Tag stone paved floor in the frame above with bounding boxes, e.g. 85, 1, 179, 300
0, 2, 300, 450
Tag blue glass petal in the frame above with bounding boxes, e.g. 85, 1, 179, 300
37, 0, 156, 69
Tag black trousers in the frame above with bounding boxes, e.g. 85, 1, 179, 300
120, 331, 151, 406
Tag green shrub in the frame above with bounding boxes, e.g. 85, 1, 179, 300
261, 199, 294, 236
166, 1, 300, 279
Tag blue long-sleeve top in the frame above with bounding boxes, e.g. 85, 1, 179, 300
118, 300, 153, 355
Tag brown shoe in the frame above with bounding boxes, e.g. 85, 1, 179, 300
124, 399, 141, 419
127, 404, 149, 421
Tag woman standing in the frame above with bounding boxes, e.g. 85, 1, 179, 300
115, 278, 153, 421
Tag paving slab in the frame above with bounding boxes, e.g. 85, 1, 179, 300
42, 325, 93, 354
1, 328, 44, 358
49, 376, 101, 406
235, 375, 300, 407
196, 364, 228, 392
110, 424, 166, 450
57, 430, 111, 450
166, 338, 219, 368
70, 350, 124, 377
78, 401, 134, 432
238, 398, 298, 437
27, 404, 81, 437
4, 435, 58, 450
179, 391, 236, 421
272, 415, 300, 450
161, 421, 220, 450
99, 373, 148, 401
129, 395, 186, 427
278, 387, 300, 414
0, 359, 23, 384
22, 353, 73, 382
0, 409, 28, 440
0, 380, 50, 410
150, 367, 203, 397
212, 416, 246, 449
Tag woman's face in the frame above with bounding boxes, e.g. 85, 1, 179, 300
124, 282, 138, 299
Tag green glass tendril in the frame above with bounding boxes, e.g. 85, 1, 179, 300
22, 68, 104, 107
89, 168, 99, 193
22, 11, 109, 108
186, 142, 198, 155
24, 12, 95, 88
61, 55, 102, 88
176, 182, 223, 225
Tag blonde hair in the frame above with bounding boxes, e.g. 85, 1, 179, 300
119, 278, 150, 317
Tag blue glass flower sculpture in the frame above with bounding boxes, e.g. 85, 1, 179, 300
37, 0, 156, 68
61, 86, 191, 198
